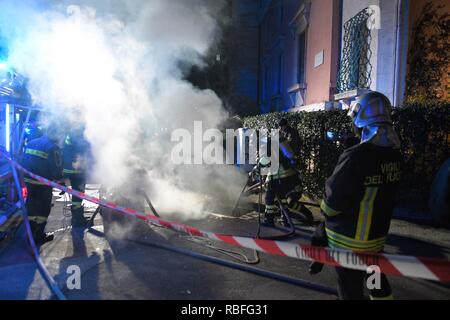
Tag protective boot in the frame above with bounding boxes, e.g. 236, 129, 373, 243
33, 234, 54, 246
308, 261, 324, 275
261, 213, 275, 227
299, 205, 314, 225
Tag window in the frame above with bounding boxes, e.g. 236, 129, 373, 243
337, 8, 373, 92
297, 31, 306, 84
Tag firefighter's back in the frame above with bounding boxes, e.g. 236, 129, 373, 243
22, 135, 60, 180
325, 142, 402, 252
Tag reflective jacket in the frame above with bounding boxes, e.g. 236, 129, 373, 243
321, 143, 402, 252
21, 136, 63, 182
266, 137, 298, 181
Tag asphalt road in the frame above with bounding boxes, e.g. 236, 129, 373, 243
0, 187, 449, 300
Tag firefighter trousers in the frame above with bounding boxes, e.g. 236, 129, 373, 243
64, 173, 87, 225
265, 175, 300, 217
25, 183, 53, 241
265, 175, 313, 223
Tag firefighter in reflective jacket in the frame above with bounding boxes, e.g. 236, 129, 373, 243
262, 119, 313, 226
21, 127, 63, 244
320, 91, 402, 300
62, 130, 90, 227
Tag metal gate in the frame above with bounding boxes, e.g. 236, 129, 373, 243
337, 7, 375, 93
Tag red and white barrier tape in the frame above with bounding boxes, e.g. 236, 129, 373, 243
4, 153, 450, 283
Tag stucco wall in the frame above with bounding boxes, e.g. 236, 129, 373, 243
375, 0, 400, 104
304, 0, 340, 105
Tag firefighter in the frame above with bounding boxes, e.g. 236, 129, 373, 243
278, 118, 313, 220
261, 118, 313, 226
21, 125, 63, 245
319, 91, 402, 300
279, 118, 302, 153
62, 129, 91, 227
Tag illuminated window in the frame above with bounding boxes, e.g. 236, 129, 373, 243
297, 31, 306, 84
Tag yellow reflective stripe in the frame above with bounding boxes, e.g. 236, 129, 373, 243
63, 169, 82, 174
356, 187, 378, 241
24, 178, 48, 186
321, 200, 341, 217
326, 227, 385, 247
0, 213, 22, 232
328, 237, 384, 252
370, 294, 394, 300
276, 168, 296, 179
327, 236, 385, 250
291, 202, 301, 210
267, 167, 296, 180
25, 148, 48, 159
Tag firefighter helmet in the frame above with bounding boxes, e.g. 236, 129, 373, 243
348, 91, 393, 128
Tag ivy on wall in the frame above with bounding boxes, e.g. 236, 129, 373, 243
406, 1, 450, 103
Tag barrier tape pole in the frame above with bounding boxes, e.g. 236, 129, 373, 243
3, 151, 450, 283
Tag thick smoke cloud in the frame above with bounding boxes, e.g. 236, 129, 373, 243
0, 0, 246, 219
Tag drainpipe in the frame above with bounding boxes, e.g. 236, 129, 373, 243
257, 17, 262, 113
393, 0, 408, 107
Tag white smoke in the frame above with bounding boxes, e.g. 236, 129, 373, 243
0, 0, 246, 219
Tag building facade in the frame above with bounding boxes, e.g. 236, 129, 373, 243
258, 0, 341, 112
230, 0, 449, 114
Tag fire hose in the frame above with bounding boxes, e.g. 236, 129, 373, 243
126, 233, 338, 296
2, 150, 450, 284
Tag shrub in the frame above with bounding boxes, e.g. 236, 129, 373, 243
243, 103, 450, 207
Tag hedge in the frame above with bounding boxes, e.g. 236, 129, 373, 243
243, 102, 450, 207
